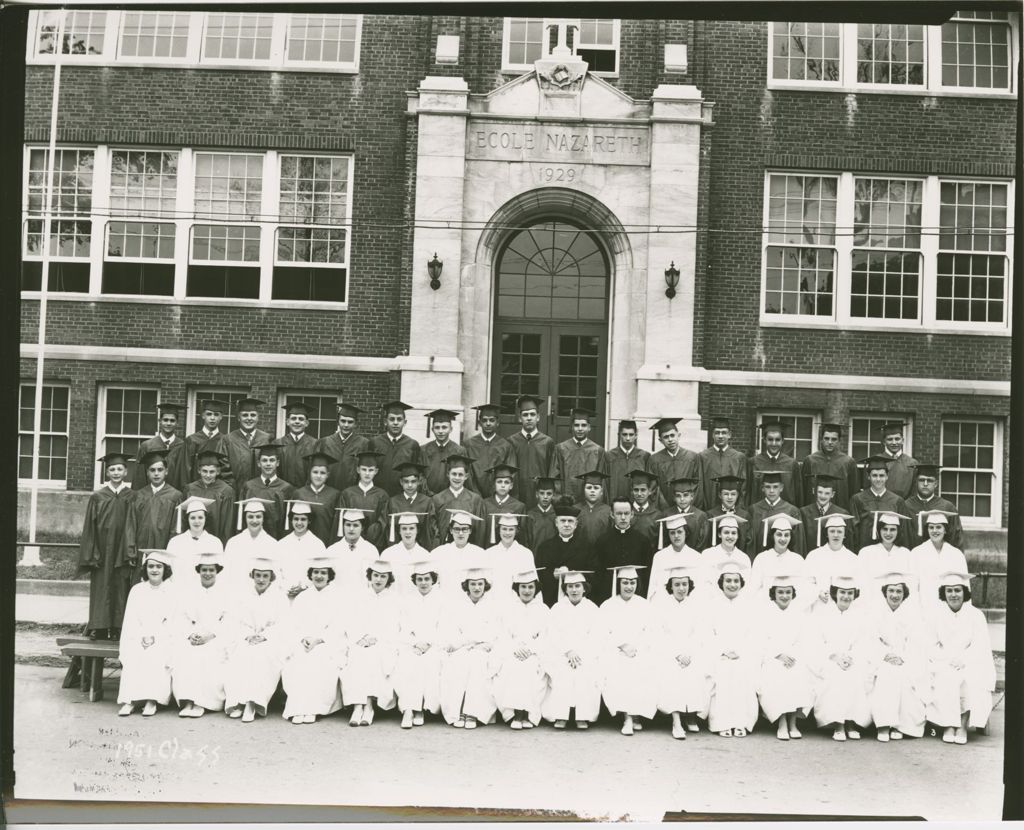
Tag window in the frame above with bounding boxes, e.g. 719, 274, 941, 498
768, 14, 1018, 94
286, 14, 360, 66
756, 412, 818, 460
575, 19, 620, 74
18, 384, 70, 486
189, 389, 250, 435
941, 419, 1002, 525
279, 392, 341, 440
98, 386, 159, 486
503, 18, 546, 68
119, 12, 191, 59
849, 414, 914, 462
36, 10, 111, 57
202, 13, 274, 62
761, 172, 1014, 332
502, 17, 620, 74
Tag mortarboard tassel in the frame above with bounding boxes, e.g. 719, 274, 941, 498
237, 503, 244, 532
817, 519, 823, 548
176, 504, 183, 534
491, 514, 498, 546
390, 513, 398, 544
763, 517, 770, 549
872, 514, 878, 541
658, 521, 665, 550
918, 511, 924, 538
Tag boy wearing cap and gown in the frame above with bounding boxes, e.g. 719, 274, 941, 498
369, 401, 423, 497
275, 401, 318, 488
506, 395, 557, 511
277, 501, 328, 599
130, 450, 184, 582
647, 418, 703, 510
903, 464, 964, 550
480, 463, 531, 549
294, 450, 343, 544
328, 509, 382, 594
705, 475, 753, 553
316, 402, 368, 493
464, 403, 513, 499
604, 420, 650, 504
750, 471, 807, 556
421, 409, 466, 496
876, 423, 919, 500
223, 499, 279, 593
222, 398, 271, 489
167, 497, 223, 588
381, 513, 432, 596
648, 514, 704, 606
385, 462, 436, 550
430, 454, 487, 548
239, 442, 296, 540
339, 450, 389, 549
184, 399, 232, 485
849, 457, 911, 551
184, 449, 236, 545
594, 498, 654, 603
748, 421, 804, 508
133, 402, 189, 493
572, 470, 613, 550
699, 417, 749, 511
625, 469, 661, 550
550, 409, 607, 503
525, 476, 559, 552
657, 477, 709, 551
801, 423, 860, 509
535, 499, 596, 606
79, 452, 139, 640
799, 474, 854, 554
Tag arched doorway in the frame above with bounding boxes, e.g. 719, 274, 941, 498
491, 220, 610, 443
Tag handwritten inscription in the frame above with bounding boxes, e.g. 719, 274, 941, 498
467, 123, 649, 166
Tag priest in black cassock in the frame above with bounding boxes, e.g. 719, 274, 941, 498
534, 498, 596, 607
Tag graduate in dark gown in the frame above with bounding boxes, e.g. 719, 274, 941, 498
876, 422, 919, 500
903, 463, 965, 550
646, 417, 702, 510
654, 476, 709, 551
383, 461, 436, 549
799, 474, 855, 551
480, 462, 530, 547
462, 402, 512, 498
429, 453, 487, 548
800, 423, 860, 509
534, 498, 597, 607
603, 420, 650, 504
221, 397, 271, 490
368, 401, 423, 497
338, 448, 390, 549
705, 475, 753, 553
848, 456, 911, 550
316, 402, 369, 493
132, 401, 188, 493
506, 395, 556, 512
183, 398, 232, 485
625, 469, 660, 550
184, 449, 236, 545
698, 417, 749, 512
524, 475, 559, 553
239, 442, 296, 540
747, 420, 804, 508
549, 408, 607, 504
130, 449, 183, 582
749, 471, 807, 555
275, 400, 318, 488
572, 470, 613, 550
293, 450, 344, 545
420, 409, 466, 496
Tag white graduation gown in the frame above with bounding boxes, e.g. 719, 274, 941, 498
647, 545, 704, 607
393, 588, 445, 713
812, 602, 872, 728
866, 601, 930, 736
804, 545, 863, 615
705, 590, 759, 732
700, 546, 752, 578
275, 532, 327, 596
926, 603, 995, 728
222, 529, 279, 593
431, 542, 486, 597
325, 537, 381, 597
170, 581, 230, 711
280, 582, 344, 718
655, 594, 712, 717
749, 549, 808, 607
223, 582, 289, 714
598, 594, 658, 719
858, 544, 916, 612
166, 531, 224, 588
909, 542, 969, 613
117, 579, 175, 705
493, 597, 549, 724
755, 602, 817, 722
541, 597, 602, 723
438, 591, 501, 724
380, 541, 431, 597
483, 541, 537, 602
339, 583, 399, 708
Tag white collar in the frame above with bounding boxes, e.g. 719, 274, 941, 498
521, 429, 537, 439
106, 481, 129, 493
358, 482, 374, 493
150, 483, 166, 493
203, 428, 218, 438
448, 486, 464, 497
262, 474, 278, 484
309, 484, 324, 494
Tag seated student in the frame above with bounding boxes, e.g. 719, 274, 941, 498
481, 462, 530, 548
394, 560, 446, 728
431, 510, 486, 596
524, 475, 559, 553
903, 464, 965, 551
649, 514, 704, 606
594, 498, 653, 604
171, 551, 230, 718
625, 469, 661, 550
326, 508, 380, 594
223, 555, 289, 723
858, 512, 915, 612
384, 462, 435, 550
184, 449, 236, 545
280, 554, 345, 725
600, 565, 658, 736
380, 512, 431, 596
573, 469, 613, 550
656, 477, 709, 552
420, 408, 466, 497
701, 514, 753, 578
749, 515, 807, 602
927, 571, 996, 745
240, 442, 296, 540
493, 568, 550, 730
805, 514, 862, 615
277, 501, 328, 600
340, 559, 400, 728
339, 449, 389, 550
799, 473, 855, 553
430, 453, 487, 548
167, 497, 222, 589
294, 450, 343, 545
131, 450, 184, 584
706, 560, 759, 738
484, 514, 536, 599
750, 471, 806, 556
535, 498, 595, 607
909, 511, 968, 612
705, 475, 753, 553
223, 498, 278, 594
542, 569, 602, 729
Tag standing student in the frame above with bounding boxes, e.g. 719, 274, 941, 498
430, 510, 486, 595
338, 449, 389, 550
239, 442, 296, 541
327, 509, 381, 593
549, 408, 607, 503
294, 450, 343, 545
276, 501, 328, 599
656, 477, 708, 551
698, 417, 748, 511
221, 397, 271, 489
748, 420, 804, 508
275, 400, 318, 488
648, 514, 703, 606
506, 395, 556, 511
903, 463, 964, 551
603, 420, 649, 504
167, 497, 222, 587
463, 402, 512, 499
524, 475, 559, 553
849, 457, 911, 552
908, 511, 967, 611
383, 461, 435, 550
801, 423, 860, 509
316, 402, 368, 493
799, 474, 854, 552
184, 399, 231, 485
130, 449, 184, 583
705, 475, 753, 553
420, 408, 465, 496
875, 422, 918, 500
79, 452, 138, 640
701, 515, 753, 577
223, 498, 278, 593
480, 463, 529, 547
647, 417, 702, 510
429, 454, 487, 548
369, 401, 423, 497
484, 515, 536, 598
133, 402, 188, 493
380, 513, 431, 595
572, 469, 613, 550
184, 449, 236, 545
749, 515, 807, 600
749, 471, 806, 556
625, 468, 661, 550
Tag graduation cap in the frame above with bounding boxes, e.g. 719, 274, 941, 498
758, 420, 788, 435
937, 570, 973, 589
283, 499, 314, 531
303, 449, 339, 468
355, 449, 385, 466
876, 570, 911, 589
669, 476, 699, 493
137, 448, 170, 469
830, 574, 859, 590
447, 509, 482, 528
236, 397, 266, 412
234, 497, 274, 530
395, 461, 427, 478
859, 455, 892, 472
335, 507, 369, 535
813, 512, 854, 547
876, 422, 907, 437
388, 510, 427, 543
920, 508, 958, 537
650, 417, 681, 449
252, 441, 284, 458
98, 451, 134, 467
656, 512, 688, 548
367, 558, 394, 576
532, 475, 559, 490
624, 468, 657, 487
194, 550, 225, 573
870, 510, 911, 541
462, 564, 493, 582
715, 558, 749, 578
708, 416, 731, 430
609, 564, 646, 596
758, 470, 785, 486
425, 408, 459, 437
410, 559, 438, 577
552, 497, 580, 518
282, 400, 313, 418
618, 419, 638, 432
489, 511, 527, 544
819, 422, 844, 436
569, 407, 594, 421
912, 462, 941, 478
709, 512, 748, 545
811, 473, 841, 490
487, 462, 518, 479
470, 402, 503, 430
769, 573, 799, 590
574, 469, 609, 483
139, 548, 173, 568
195, 448, 228, 468
713, 474, 745, 492
555, 567, 593, 590
248, 555, 278, 574
512, 566, 544, 584
305, 553, 336, 572
199, 398, 229, 413
156, 401, 185, 415
763, 512, 797, 547
444, 452, 475, 469
336, 401, 363, 419
381, 400, 413, 417
515, 394, 544, 414
175, 496, 215, 533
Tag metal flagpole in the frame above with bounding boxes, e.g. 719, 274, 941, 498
23, 10, 65, 568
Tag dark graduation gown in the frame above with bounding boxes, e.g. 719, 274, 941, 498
534, 534, 597, 607
647, 448, 703, 510
221, 428, 271, 490
749, 499, 806, 555
184, 479, 236, 545
801, 450, 860, 510
384, 491, 436, 549
549, 438, 607, 503
799, 501, 856, 552
184, 429, 231, 484
294, 484, 343, 545
629, 501, 660, 550
904, 494, 965, 550
429, 487, 486, 548
274, 432, 318, 488
593, 526, 653, 603
77, 484, 137, 632
463, 433, 512, 498
524, 506, 558, 553
698, 447, 748, 511
878, 452, 919, 500
369, 433, 423, 497
339, 484, 390, 549
132, 434, 188, 493
748, 452, 804, 508
847, 489, 910, 552
420, 439, 465, 496
131, 483, 183, 581
655, 505, 709, 551
506, 430, 556, 511
316, 432, 369, 493
705, 505, 754, 554
239, 476, 296, 540
573, 501, 613, 551
604, 446, 650, 503
481, 495, 530, 547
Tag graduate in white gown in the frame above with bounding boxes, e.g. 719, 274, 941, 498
600, 565, 658, 736
379, 512, 430, 597
858, 513, 914, 611
438, 565, 501, 728
326, 508, 380, 596
339, 559, 400, 727
805, 514, 862, 615
117, 549, 176, 716
926, 571, 995, 745
493, 568, 550, 729
749, 516, 807, 604
648, 514, 704, 607
909, 512, 968, 614
431, 510, 487, 597
394, 560, 445, 728
655, 565, 712, 739
166, 498, 222, 589
223, 555, 289, 722
223, 498, 278, 593
280, 554, 344, 724
541, 569, 602, 728
484, 514, 536, 603
811, 575, 873, 741
756, 574, 816, 741
170, 551, 229, 717
276, 501, 327, 599
701, 514, 752, 577
866, 572, 930, 741
706, 560, 759, 737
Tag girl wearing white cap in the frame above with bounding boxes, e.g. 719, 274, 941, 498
280, 555, 344, 724
431, 510, 486, 596
648, 514, 703, 607
276, 501, 328, 599
756, 574, 816, 741
706, 560, 758, 737
805, 515, 861, 614
749, 515, 806, 602
380, 512, 430, 597
857, 513, 915, 610
655, 565, 711, 739
926, 571, 995, 744
117, 549, 176, 717
393, 561, 445, 728
811, 575, 872, 742
223, 498, 278, 594
484, 513, 536, 600
909, 511, 967, 611
170, 551, 229, 717
541, 569, 602, 729
326, 508, 380, 595
339, 559, 400, 727
700, 515, 752, 576
865, 572, 929, 740
493, 568, 550, 729
438, 564, 501, 729
223, 555, 289, 723
166, 497, 223, 588
600, 565, 658, 736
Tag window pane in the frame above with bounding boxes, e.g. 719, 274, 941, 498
941, 17, 1012, 90
940, 420, 998, 519
204, 13, 274, 61
110, 150, 178, 217
287, 14, 358, 64
767, 174, 838, 245
770, 22, 840, 81
38, 10, 108, 56
18, 383, 71, 483
857, 23, 925, 85
120, 12, 190, 58
194, 152, 263, 219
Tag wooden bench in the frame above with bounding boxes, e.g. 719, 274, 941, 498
58, 640, 120, 702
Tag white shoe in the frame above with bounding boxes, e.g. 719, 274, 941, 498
890, 729, 903, 740
228, 708, 243, 719
189, 706, 205, 718
942, 727, 956, 743
877, 730, 890, 742
413, 711, 425, 726
621, 716, 634, 736
574, 720, 588, 730
553, 719, 566, 729
179, 704, 192, 718
777, 724, 790, 741
734, 728, 748, 737
847, 728, 860, 740
361, 705, 374, 726
789, 726, 802, 739
401, 710, 414, 729
118, 703, 134, 717
291, 716, 303, 725
350, 706, 363, 727
453, 717, 465, 729
522, 720, 535, 729
687, 722, 700, 733
633, 719, 643, 732
832, 728, 847, 742
303, 714, 317, 724
241, 703, 256, 723
510, 719, 523, 730
465, 717, 477, 730
672, 723, 686, 740
954, 728, 967, 745
142, 701, 157, 717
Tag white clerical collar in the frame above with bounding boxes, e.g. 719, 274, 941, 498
616, 527, 629, 534
559, 535, 574, 542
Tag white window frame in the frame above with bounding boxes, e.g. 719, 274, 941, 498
574, 18, 621, 77
276, 390, 342, 440
501, 17, 620, 76
18, 382, 71, 490
767, 15, 1019, 98
755, 411, 820, 460
848, 412, 915, 461
27, 11, 362, 73
760, 170, 1014, 334
940, 417, 1003, 528
188, 388, 250, 437
94, 384, 161, 488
